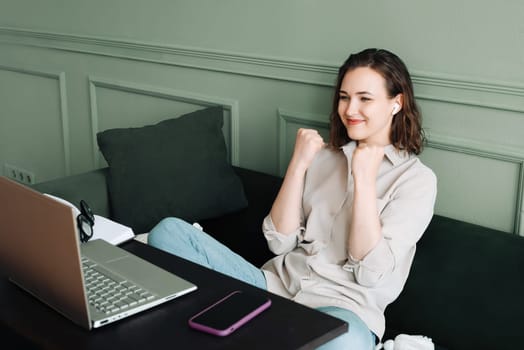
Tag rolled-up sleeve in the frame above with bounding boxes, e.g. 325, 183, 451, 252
262, 214, 304, 255
343, 238, 395, 287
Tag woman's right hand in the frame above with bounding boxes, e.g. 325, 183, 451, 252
289, 128, 325, 173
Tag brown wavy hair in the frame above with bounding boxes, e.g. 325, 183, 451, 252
329, 48, 424, 154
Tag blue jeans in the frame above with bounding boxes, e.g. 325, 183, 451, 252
148, 218, 376, 349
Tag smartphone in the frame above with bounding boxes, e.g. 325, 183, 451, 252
188, 290, 271, 336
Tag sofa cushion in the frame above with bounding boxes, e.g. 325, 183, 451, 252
96, 106, 248, 233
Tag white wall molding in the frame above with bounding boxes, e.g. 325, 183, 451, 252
0, 64, 70, 175
88, 76, 240, 166
411, 71, 524, 114
413, 71, 524, 96
3, 26, 524, 114
0, 27, 336, 87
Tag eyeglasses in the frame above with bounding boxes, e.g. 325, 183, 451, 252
76, 200, 95, 243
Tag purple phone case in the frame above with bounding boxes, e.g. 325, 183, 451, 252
188, 290, 272, 336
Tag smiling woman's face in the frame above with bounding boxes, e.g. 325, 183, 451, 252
337, 67, 401, 146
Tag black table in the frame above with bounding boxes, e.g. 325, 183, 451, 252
1, 240, 347, 349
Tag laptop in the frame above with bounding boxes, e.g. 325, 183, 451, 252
0, 176, 197, 330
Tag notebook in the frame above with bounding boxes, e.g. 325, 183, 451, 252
0, 176, 197, 330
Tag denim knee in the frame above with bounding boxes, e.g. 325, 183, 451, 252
156, 217, 188, 230
148, 217, 188, 246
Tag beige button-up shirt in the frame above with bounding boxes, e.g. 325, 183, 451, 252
261, 142, 437, 338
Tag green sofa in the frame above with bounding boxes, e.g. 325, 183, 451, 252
32, 166, 524, 350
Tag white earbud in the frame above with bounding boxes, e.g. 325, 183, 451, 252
392, 103, 400, 114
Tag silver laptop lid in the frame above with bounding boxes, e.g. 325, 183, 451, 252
0, 176, 90, 329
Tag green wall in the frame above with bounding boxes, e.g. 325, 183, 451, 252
1, 0, 523, 234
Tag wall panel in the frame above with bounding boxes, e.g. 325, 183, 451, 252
0, 65, 69, 180
420, 141, 523, 234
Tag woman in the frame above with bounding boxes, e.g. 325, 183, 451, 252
149, 48, 437, 349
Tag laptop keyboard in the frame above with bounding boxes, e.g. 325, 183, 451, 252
82, 257, 156, 314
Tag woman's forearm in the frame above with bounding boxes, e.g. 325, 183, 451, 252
348, 144, 385, 261
269, 159, 307, 235
348, 179, 382, 260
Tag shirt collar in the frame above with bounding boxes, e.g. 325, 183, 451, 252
340, 141, 411, 166
384, 144, 411, 166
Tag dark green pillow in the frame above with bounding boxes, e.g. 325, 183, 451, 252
96, 106, 248, 233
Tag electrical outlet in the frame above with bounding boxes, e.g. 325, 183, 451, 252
4, 163, 36, 185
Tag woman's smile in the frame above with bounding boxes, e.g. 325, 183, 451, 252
347, 118, 365, 126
